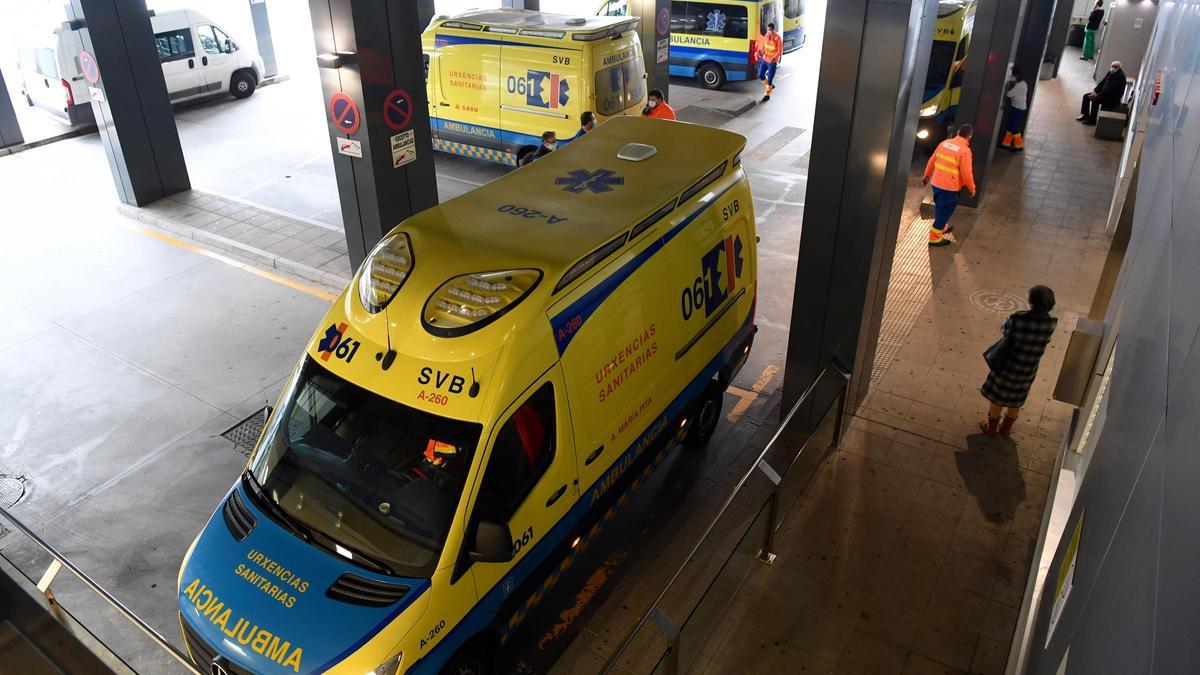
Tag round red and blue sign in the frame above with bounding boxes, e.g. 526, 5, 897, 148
657, 8, 670, 36
80, 50, 100, 84
383, 89, 413, 131
328, 92, 360, 135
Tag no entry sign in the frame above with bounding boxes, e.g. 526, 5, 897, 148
383, 89, 413, 131
328, 92, 360, 135
80, 50, 100, 84
656, 8, 670, 36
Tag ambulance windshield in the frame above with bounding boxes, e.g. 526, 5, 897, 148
247, 357, 482, 578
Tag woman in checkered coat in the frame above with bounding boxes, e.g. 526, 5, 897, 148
980, 285, 1057, 437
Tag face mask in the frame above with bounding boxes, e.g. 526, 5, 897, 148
1110, 67, 1118, 73
649, 100, 658, 108
546, 142, 558, 150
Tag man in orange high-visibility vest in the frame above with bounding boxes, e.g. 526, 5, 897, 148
756, 23, 784, 101
922, 124, 977, 247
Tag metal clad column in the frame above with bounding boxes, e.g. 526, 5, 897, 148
782, 0, 939, 411
308, 0, 438, 269
69, 0, 190, 206
0, 68, 23, 149
628, 0, 672, 98
248, 0, 279, 79
1012, 0, 1059, 129
955, 0, 1028, 206
1044, 0, 1075, 78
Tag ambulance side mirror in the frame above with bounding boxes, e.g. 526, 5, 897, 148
469, 520, 513, 563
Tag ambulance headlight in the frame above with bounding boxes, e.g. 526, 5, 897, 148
920, 104, 939, 118
423, 269, 542, 336
366, 652, 402, 675
358, 232, 414, 313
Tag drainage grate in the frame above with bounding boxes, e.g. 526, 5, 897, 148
221, 407, 271, 457
872, 213, 937, 383
970, 289, 1027, 315
0, 475, 28, 508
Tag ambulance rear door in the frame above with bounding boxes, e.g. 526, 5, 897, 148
433, 33, 502, 151
499, 43, 580, 155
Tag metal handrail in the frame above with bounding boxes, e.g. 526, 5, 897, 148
0, 505, 204, 675
600, 359, 852, 673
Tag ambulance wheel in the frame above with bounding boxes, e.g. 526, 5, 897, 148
230, 70, 257, 99
441, 642, 492, 675
516, 145, 538, 167
697, 62, 726, 90
683, 381, 724, 448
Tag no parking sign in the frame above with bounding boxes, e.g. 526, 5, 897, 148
328, 92, 360, 135
80, 50, 100, 84
383, 89, 413, 131
656, 8, 670, 36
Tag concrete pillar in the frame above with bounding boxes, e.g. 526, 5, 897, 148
417, 0, 436, 32
1044, 0, 1075, 78
0, 68, 24, 149
782, 0, 940, 412
954, 0, 1027, 206
308, 0, 439, 268
68, 0, 190, 206
627, 0, 671, 99
248, 0, 278, 79
1012, 0, 1059, 131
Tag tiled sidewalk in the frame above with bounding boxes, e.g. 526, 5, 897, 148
702, 49, 1121, 674
118, 189, 353, 290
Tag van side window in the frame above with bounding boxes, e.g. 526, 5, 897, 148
672, 2, 749, 40
154, 29, 194, 63
477, 384, 555, 521
197, 25, 233, 55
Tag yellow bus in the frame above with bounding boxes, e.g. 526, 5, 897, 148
423, 10, 647, 166
917, 0, 976, 145
177, 117, 759, 675
599, 0, 784, 90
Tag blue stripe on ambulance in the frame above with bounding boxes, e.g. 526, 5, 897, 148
407, 177, 748, 673
410, 314, 753, 674
178, 482, 432, 674
429, 117, 549, 165
669, 44, 750, 66
550, 181, 739, 355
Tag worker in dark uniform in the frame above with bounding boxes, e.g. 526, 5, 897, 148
1078, 60, 1126, 125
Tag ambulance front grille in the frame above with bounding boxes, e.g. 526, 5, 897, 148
326, 573, 410, 607
222, 489, 257, 542
181, 615, 252, 674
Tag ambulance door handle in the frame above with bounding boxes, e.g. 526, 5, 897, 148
545, 484, 567, 507
584, 446, 604, 466
439, 102, 450, 106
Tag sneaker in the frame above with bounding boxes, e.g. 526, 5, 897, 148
761, 95, 771, 102
928, 238, 953, 247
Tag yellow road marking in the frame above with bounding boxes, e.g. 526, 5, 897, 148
122, 222, 338, 301
726, 364, 779, 422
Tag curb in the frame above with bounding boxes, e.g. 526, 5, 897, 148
116, 203, 351, 292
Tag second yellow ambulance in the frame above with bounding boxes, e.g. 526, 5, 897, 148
423, 9, 647, 166
177, 117, 758, 674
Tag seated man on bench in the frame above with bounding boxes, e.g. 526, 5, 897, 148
1078, 60, 1127, 125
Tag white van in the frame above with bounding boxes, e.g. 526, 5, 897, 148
17, 9, 264, 124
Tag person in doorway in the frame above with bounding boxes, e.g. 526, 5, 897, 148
1082, 1, 1104, 61
642, 89, 676, 120
757, 22, 784, 101
531, 131, 557, 161
571, 111, 596, 141
1078, 60, 1126, 124
1001, 66, 1029, 153
980, 285, 1058, 437
922, 124, 976, 247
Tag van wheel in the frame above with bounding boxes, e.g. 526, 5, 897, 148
697, 62, 726, 90
441, 642, 492, 675
515, 145, 538, 167
230, 70, 257, 99
683, 381, 724, 448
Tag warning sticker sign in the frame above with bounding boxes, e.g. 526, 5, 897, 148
391, 130, 416, 168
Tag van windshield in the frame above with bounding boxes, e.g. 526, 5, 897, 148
247, 357, 481, 578
595, 52, 647, 116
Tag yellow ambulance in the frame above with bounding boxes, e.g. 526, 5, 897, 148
918, 0, 976, 145
177, 117, 757, 674
423, 9, 648, 166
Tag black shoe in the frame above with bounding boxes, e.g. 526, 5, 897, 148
761, 95, 771, 102
1011, 146, 1023, 153
1082, 118, 1097, 125
1076, 114, 1088, 121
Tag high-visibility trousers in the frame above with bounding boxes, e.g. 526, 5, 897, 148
1001, 107, 1026, 150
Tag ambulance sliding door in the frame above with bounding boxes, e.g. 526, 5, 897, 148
434, 37, 501, 151
499, 44, 580, 154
